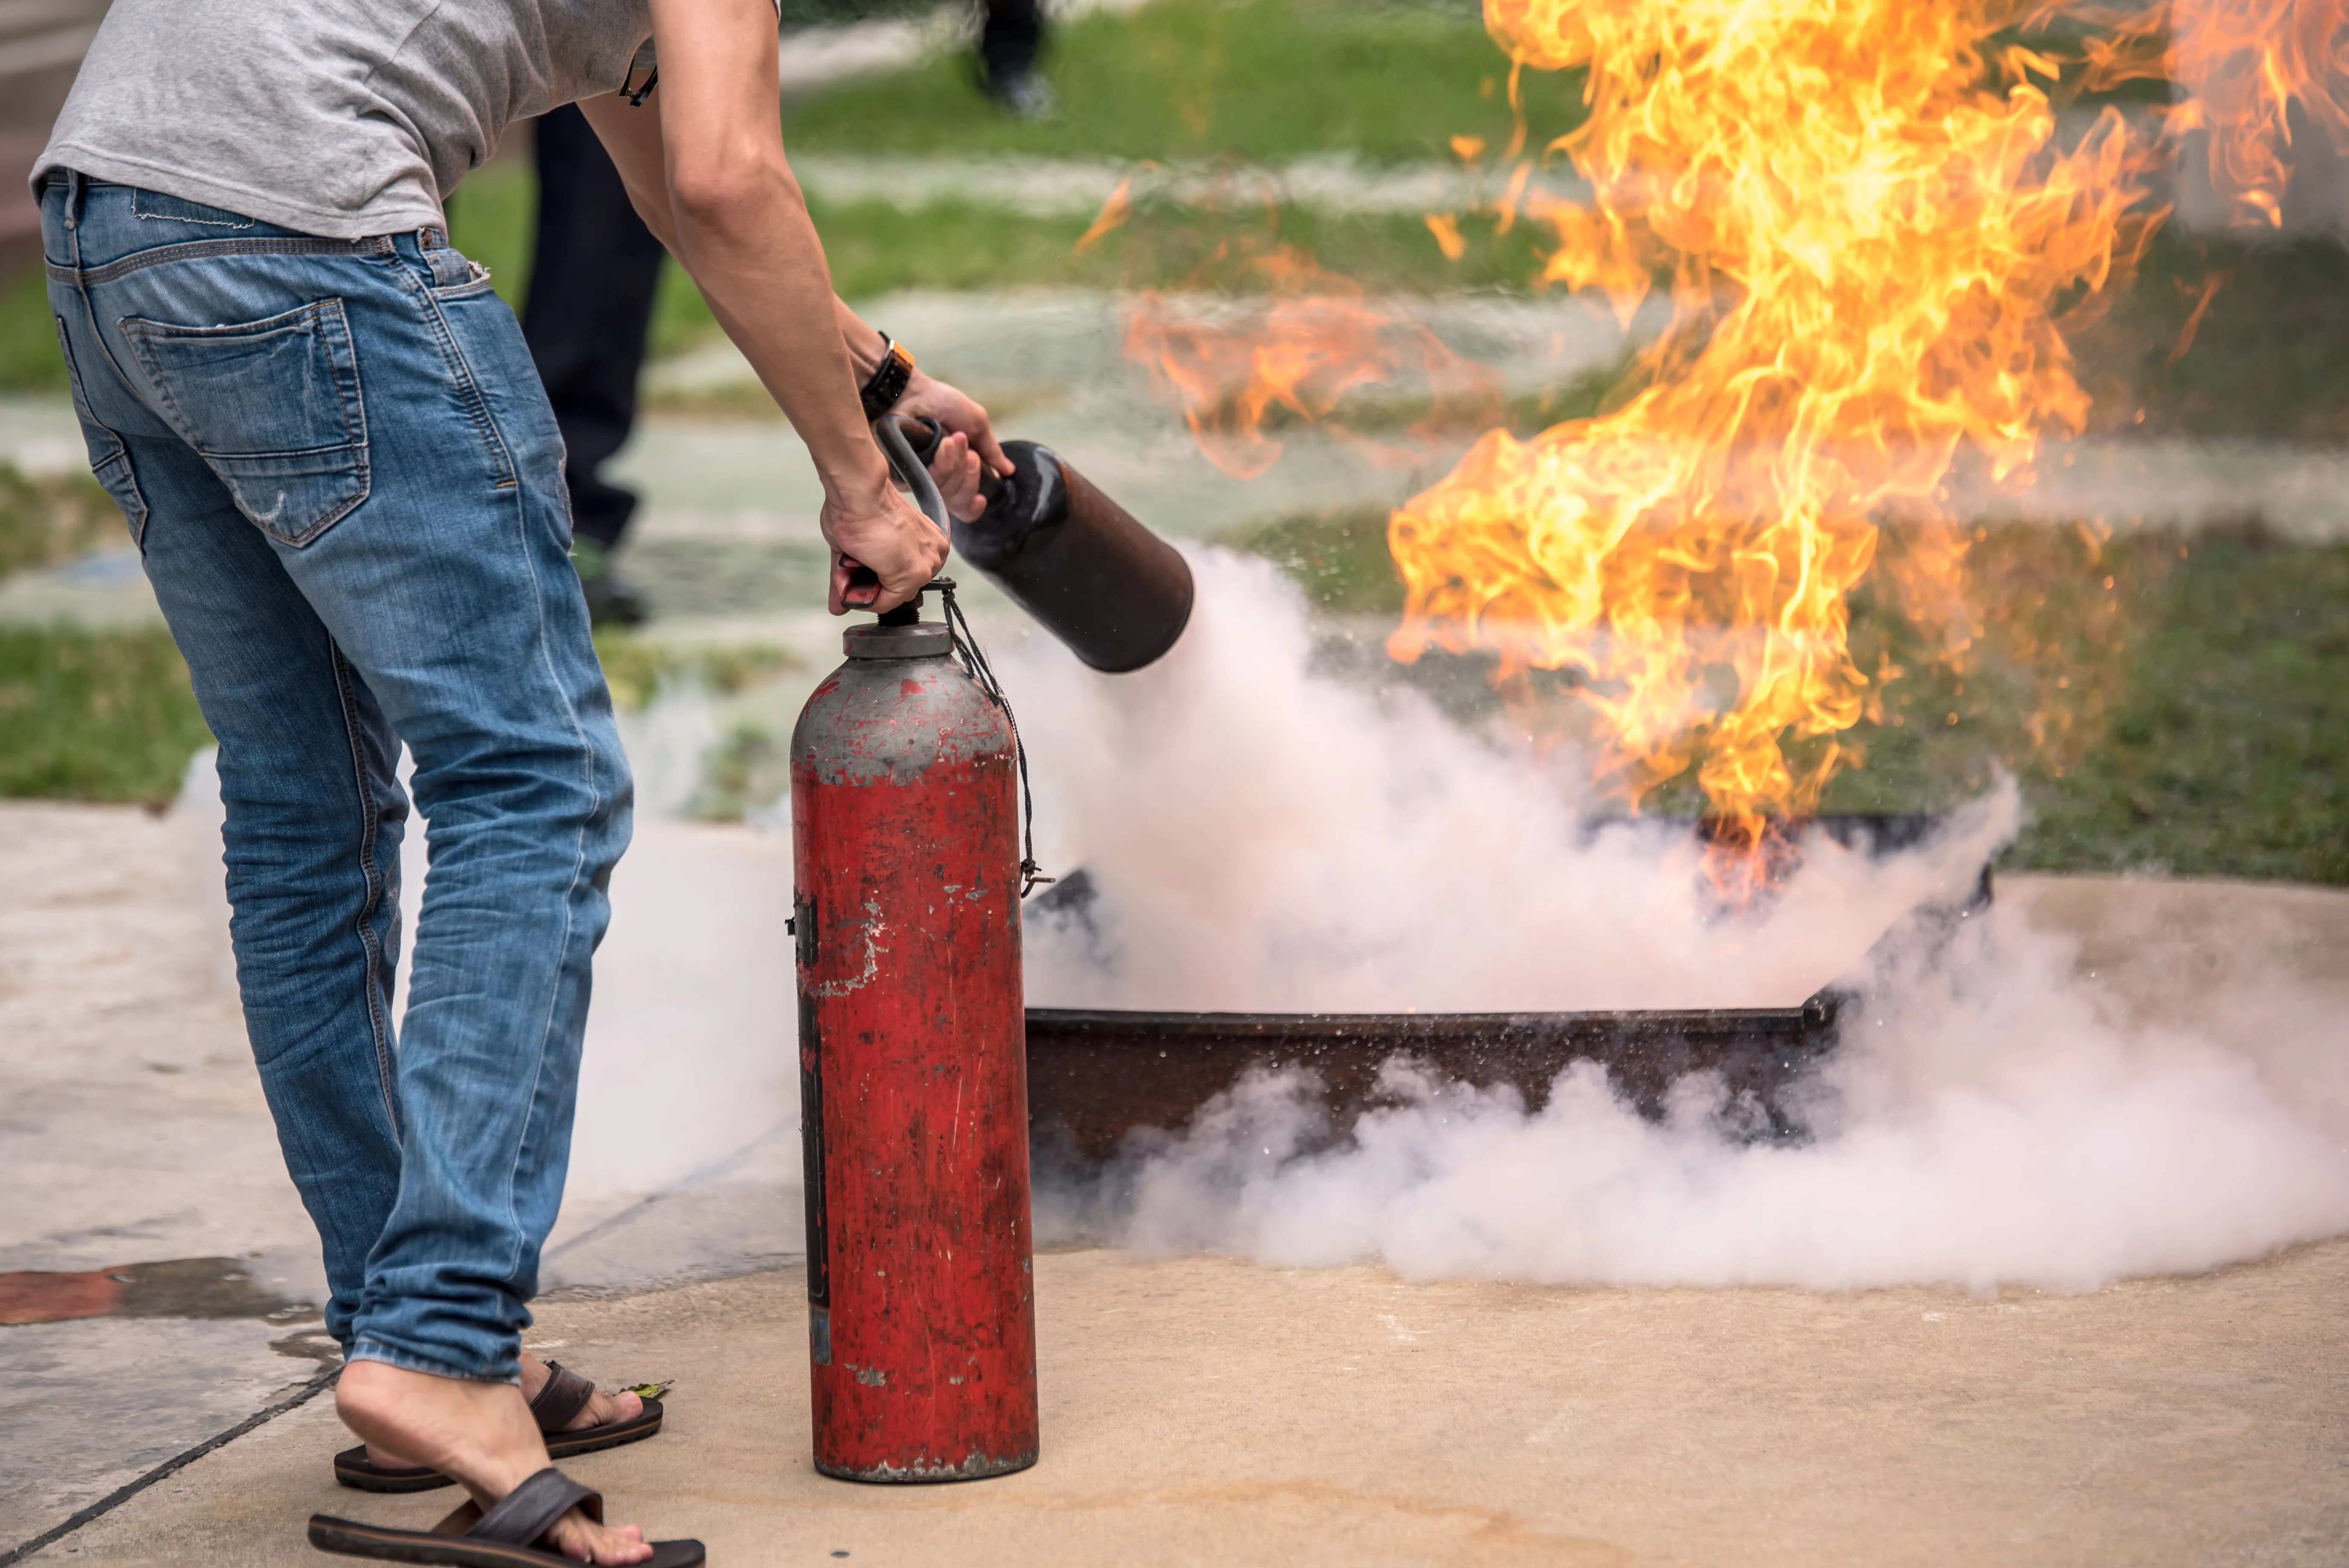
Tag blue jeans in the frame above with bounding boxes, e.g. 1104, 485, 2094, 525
42, 173, 633, 1383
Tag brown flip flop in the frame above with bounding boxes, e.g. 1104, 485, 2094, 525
311, 1464, 703, 1566
333, 1362, 665, 1492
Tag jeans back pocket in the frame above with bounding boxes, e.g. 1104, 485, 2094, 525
122, 298, 370, 546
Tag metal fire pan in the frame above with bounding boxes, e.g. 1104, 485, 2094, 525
1021, 812, 1993, 1162
1024, 994, 1839, 1164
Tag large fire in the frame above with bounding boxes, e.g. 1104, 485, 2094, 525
1387, 0, 2165, 866
1108, 0, 2335, 883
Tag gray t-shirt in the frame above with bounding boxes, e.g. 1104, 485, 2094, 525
35, 0, 658, 239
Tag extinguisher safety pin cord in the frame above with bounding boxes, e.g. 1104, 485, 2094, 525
937, 581, 1053, 900
872, 414, 1051, 899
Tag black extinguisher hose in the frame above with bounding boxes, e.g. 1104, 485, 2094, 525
871, 417, 1054, 900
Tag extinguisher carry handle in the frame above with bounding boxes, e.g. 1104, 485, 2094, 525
873, 414, 953, 535
889, 413, 944, 466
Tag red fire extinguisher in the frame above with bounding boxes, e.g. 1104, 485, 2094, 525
787, 410, 1188, 1482
791, 561, 1040, 1481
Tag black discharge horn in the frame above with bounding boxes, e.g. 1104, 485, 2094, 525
880, 415, 1195, 674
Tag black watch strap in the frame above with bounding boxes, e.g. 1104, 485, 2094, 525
859, 333, 915, 421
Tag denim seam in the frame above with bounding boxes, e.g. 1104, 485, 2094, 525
329, 642, 402, 1141
391, 258, 582, 1283
46, 192, 158, 535
503, 478, 598, 1288
346, 1338, 520, 1386
49, 313, 148, 546
389, 258, 518, 488
46, 234, 394, 289
132, 188, 255, 230
66, 275, 150, 431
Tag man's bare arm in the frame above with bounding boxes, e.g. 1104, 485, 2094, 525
577, 0, 945, 612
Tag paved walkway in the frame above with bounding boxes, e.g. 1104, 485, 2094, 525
6, 787, 2346, 1560
26, 1243, 2349, 1566
787, 149, 1592, 217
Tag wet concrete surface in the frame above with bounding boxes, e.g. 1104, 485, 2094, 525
0, 1258, 306, 1326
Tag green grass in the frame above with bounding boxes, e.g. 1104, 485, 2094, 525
0, 265, 69, 392
1228, 506, 1404, 611
0, 466, 119, 577
15, 2, 2333, 409
442, 180, 1550, 377
1813, 524, 2349, 884
0, 623, 211, 802
5, 514, 2340, 880
0, 620, 799, 808
782, 0, 1581, 166
689, 723, 794, 821
2071, 227, 2349, 440
591, 628, 798, 714
1997, 528, 2349, 881
775, 0, 929, 23
1231, 509, 2349, 884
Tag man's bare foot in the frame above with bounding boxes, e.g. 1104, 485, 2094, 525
363, 1353, 644, 1470
337, 1360, 652, 1566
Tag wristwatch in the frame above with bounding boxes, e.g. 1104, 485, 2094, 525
859, 332, 915, 421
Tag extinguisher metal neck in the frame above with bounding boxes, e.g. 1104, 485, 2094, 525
847, 576, 958, 656
843, 622, 950, 659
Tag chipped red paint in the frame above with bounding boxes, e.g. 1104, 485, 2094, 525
789, 643, 1040, 1483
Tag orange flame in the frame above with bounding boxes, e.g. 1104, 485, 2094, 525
2080, 0, 2349, 228
1122, 246, 1499, 480
1386, 0, 2167, 868
1095, 1, 2336, 892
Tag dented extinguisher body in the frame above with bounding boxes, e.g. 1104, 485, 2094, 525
790, 615, 1039, 1482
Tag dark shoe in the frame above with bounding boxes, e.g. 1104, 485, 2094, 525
582, 570, 649, 626
984, 66, 1059, 121
311, 1465, 703, 1566
334, 1363, 665, 1493
572, 538, 649, 626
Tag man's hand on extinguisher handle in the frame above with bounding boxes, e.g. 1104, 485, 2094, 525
822, 479, 949, 616
894, 371, 1010, 522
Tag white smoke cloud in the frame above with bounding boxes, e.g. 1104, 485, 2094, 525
173, 546, 2349, 1296
1013, 548, 2349, 1292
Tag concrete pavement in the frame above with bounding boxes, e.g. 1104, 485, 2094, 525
6, 788, 2347, 1562
26, 1242, 2349, 1566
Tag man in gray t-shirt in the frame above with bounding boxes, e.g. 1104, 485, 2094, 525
41, 3, 1003, 1561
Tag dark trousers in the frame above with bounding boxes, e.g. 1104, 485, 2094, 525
521, 105, 666, 553
981, 0, 1044, 86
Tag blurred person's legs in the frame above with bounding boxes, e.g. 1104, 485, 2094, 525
524, 104, 666, 627
979, 0, 1054, 120
42, 173, 632, 1384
